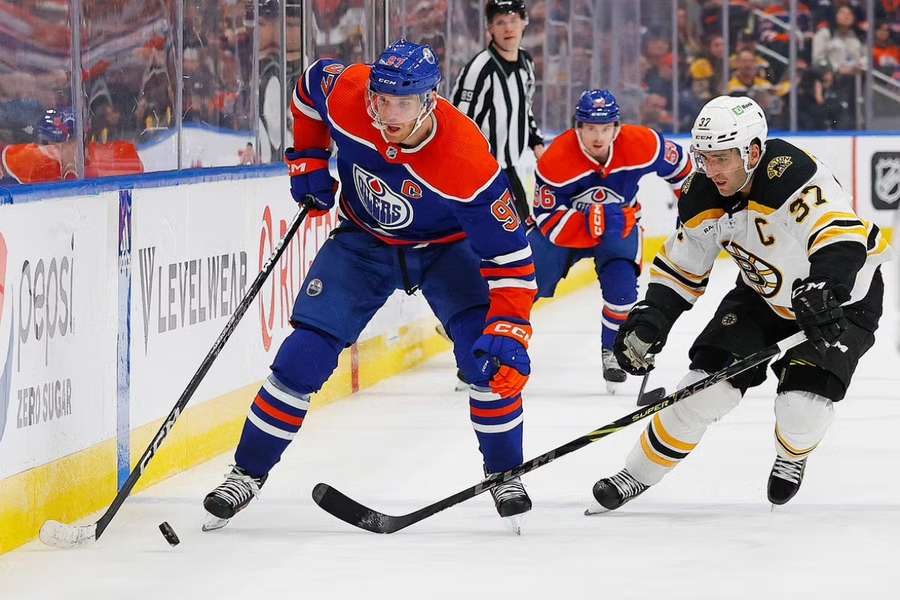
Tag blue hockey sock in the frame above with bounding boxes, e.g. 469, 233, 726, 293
469, 386, 524, 473
599, 259, 638, 349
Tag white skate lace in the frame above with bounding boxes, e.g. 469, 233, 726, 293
771, 457, 806, 484
211, 468, 263, 507
609, 470, 647, 500
491, 477, 527, 504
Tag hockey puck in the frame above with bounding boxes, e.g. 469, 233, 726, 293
159, 521, 180, 546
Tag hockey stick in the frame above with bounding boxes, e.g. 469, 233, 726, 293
635, 369, 667, 407
39, 205, 311, 548
312, 330, 808, 534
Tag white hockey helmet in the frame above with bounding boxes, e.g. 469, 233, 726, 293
690, 95, 767, 181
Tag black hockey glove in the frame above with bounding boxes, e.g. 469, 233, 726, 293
791, 277, 850, 353
613, 301, 675, 376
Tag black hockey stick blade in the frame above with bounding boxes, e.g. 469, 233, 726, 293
313, 484, 412, 534
312, 331, 807, 534
636, 386, 667, 407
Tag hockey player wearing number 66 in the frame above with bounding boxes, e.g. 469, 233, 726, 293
529, 89, 692, 393
203, 40, 538, 532
588, 96, 892, 514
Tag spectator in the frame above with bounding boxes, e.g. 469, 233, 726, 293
676, 7, 703, 64
801, 67, 852, 129
639, 93, 672, 131
679, 59, 715, 131
873, 22, 900, 78
690, 33, 726, 96
797, 66, 831, 130
728, 49, 787, 129
812, 5, 864, 76
730, 32, 774, 82
645, 53, 674, 110
812, 5, 863, 127
238, 142, 258, 165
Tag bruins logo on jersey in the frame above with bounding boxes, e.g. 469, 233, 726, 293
724, 242, 783, 298
767, 156, 793, 179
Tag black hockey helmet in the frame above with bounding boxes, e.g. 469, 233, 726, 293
486, 0, 527, 21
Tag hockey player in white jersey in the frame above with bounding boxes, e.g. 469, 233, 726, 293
588, 96, 892, 512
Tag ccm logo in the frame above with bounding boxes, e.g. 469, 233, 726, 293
488, 321, 532, 345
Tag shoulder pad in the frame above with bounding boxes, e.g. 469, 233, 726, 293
677, 172, 725, 229
534, 129, 595, 186
607, 125, 661, 173
748, 138, 818, 211
406, 99, 501, 201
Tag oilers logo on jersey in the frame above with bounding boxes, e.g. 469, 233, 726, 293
570, 186, 626, 211
352, 165, 414, 230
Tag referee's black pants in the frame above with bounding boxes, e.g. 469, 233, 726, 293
503, 167, 531, 223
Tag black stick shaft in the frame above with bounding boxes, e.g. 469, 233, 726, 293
95, 206, 309, 539
314, 330, 807, 533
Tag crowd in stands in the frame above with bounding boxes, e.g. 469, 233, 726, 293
2, 0, 898, 183
640, 0, 899, 132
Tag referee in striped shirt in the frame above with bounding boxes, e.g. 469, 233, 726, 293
451, 0, 545, 222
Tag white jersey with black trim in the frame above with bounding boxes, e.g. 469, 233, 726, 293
652, 138, 892, 319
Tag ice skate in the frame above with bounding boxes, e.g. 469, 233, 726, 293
202, 465, 267, 531
488, 474, 532, 535
768, 456, 807, 507
585, 469, 648, 515
602, 349, 626, 394
454, 369, 469, 392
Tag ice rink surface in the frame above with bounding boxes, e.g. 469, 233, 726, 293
2, 261, 899, 599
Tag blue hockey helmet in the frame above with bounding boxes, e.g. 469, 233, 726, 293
369, 39, 441, 96
574, 89, 620, 125
37, 108, 75, 143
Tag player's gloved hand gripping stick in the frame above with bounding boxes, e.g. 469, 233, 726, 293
39, 203, 313, 548
312, 331, 808, 534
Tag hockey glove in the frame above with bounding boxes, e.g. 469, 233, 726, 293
472, 321, 532, 397
285, 147, 336, 216
613, 302, 674, 375
791, 276, 850, 353
585, 203, 638, 239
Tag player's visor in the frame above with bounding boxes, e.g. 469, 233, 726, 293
366, 90, 430, 127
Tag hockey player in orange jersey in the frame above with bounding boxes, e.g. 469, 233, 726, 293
530, 89, 692, 393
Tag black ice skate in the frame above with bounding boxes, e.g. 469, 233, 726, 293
768, 456, 807, 506
202, 465, 267, 531
488, 473, 532, 535
602, 349, 626, 394
585, 469, 648, 515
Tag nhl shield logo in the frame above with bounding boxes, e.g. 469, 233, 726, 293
871, 152, 900, 210
386, 146, 399, 160
306, 278, 323, 297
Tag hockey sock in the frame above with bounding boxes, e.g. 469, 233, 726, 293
599, 259, 638, 349
773, 390, 834, 460
469, 385, 524, 473
235, 326, 343, 477
626, 370, 741, 485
